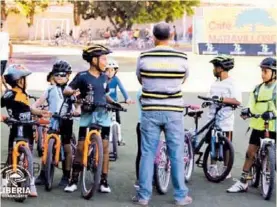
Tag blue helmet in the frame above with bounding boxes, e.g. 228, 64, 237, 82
260, 57, 276, 71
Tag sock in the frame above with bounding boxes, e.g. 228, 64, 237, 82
240, 170, 249, 184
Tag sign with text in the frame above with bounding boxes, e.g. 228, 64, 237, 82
203, 7, 277, 44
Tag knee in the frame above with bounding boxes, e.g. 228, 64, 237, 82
245, 150, 256, 161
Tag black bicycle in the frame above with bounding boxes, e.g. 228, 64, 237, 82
246, 111, 276, 200
186, 96, 237, 183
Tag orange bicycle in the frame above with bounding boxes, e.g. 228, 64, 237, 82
1, 116, 44, 202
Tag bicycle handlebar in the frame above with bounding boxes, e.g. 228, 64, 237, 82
2, 116, 49, 126
197, 96, 241, 109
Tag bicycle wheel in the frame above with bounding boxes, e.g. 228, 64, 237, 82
261, 145, 275, 200
154, 142, 171, 195
203, 136, 234, 183
37, 126, 44, 157
110, 125, 118, 161
44, 138, 56, 191
71, 132, 77, 146
249, 160, 260, 188
14, 146, 33, 202
81, 133, 103, 200
184, 135, 194, 183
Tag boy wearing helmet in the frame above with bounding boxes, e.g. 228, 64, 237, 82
63, 44, 119, 193
31, 60, 77, 187
207, 55, 242, 178
1, 64, 50, 197
105, 58, 134, 145
227, 57, 276, 193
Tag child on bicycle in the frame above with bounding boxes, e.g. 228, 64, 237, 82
63, 44, 121, 193
207, 55, 242, 178
1, 64, 49, 197
227, 57, 276, 193
32, 60, 76, 187
105, 58, 134, 144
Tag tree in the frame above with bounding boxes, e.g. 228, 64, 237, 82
82, 0, 200, 32
15, 0, 49, 39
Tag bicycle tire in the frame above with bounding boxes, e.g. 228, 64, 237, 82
14, 146, 33, 202
203, 136, 234, 183
154, 142, 170, 195
81, 133, 103, 200
261, 145, 275, 200
184, 136, 194, 183
37, 126, 44, 157
249, 160, 260, 188
44, 138, 56, 191
71, 132, 77, 146
110, 125, 118, 161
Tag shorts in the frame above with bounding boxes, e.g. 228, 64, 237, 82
49, 118, 73, 145
80, 109, 111, 128
78, 126, 110, 141
249, 129, 276, 146
8, 126, 34, 149
1, 60, 7, 76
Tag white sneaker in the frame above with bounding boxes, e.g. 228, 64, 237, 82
226, 180, 248, 193
29, 177, 38, 197
208, 165, 219, 177
64, 183, 78, 192
99, 179, 111, 193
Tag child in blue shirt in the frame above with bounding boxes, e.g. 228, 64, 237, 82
105, 58, 134, 144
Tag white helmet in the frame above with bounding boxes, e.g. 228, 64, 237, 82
105, 59, 119, 69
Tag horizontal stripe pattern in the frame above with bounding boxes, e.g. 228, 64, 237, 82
140, 69, 186, 79
142, 104, 184, 112
140, 50, 187, 60
142, 90, 182, 99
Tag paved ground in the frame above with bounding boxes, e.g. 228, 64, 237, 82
1, 46, 276, 206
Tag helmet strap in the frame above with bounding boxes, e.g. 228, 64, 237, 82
265, 70, 276, 84
91, 57, 102, 72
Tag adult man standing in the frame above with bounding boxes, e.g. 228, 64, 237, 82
133, 22, 192, 206
0, 21, 13, 93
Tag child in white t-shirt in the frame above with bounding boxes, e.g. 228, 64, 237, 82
207, 55, 242, 179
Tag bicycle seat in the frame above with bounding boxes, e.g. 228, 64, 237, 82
188, 110, 203, 118
90, 124, 102, 131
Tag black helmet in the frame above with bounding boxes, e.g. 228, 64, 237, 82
47, 71, 53, 82
52, 60, 72, 74
210, 55, 234, 71
82, 44, 112, 63
259, 57, 276, 71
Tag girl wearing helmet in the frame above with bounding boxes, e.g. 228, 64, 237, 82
1, 64, 50, 197
227, 57, 276, 193
105, 58, 134, 145
207, 55, 242, 179
31, 60, 77, 187
63, 44, 120, 193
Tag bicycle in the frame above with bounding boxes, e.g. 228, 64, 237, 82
109, 102, 127, 162
42, 112, 79, 191
246, 111, 276, 200
154, 96, 237, 193
1, 116, 43, 202
78, 101, 126, 199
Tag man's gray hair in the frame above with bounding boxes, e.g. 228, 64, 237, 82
153, 22, 171, 41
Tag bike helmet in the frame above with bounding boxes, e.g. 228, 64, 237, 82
52, 60, 72, 74
4, 64, 32, 86
210, 55, 234, 71
105, 59, 119, 70
82, 44, 112, 63
259, 57, 276, 71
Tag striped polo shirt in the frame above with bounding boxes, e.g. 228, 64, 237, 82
136, 45, 189, 112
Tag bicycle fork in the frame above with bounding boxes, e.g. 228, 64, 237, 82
210, 130, 224, 161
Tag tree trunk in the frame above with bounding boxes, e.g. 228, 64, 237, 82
73, 2, 81, 39
27, 14, 35, 40
1, 1, 7, 21
108, 16, 119, 32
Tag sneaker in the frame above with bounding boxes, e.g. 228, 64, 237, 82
208, 165, 219, 177
99, 179, 111, 193
64, 183, 78, 193
132, 195, 148, 206
134, 180, 139, 190
175, 196, 193, 206
59, 176, 69, 187
226, 180, 248, 193
35, 172, 45, 185
29, 177, 38, 197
